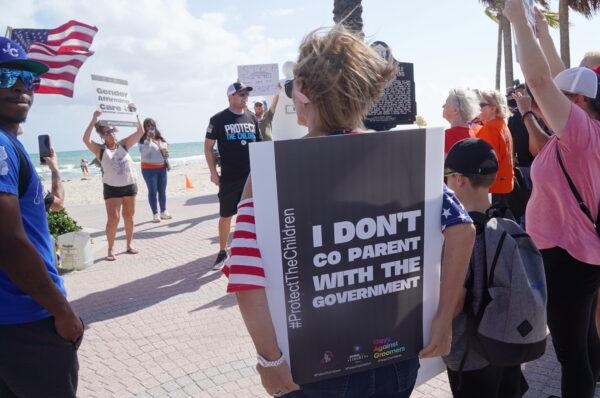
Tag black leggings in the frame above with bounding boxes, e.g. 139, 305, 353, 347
447, 365, 528, 398
542, 247, 600, 398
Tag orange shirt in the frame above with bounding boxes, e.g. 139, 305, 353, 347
476, 118, 515, 194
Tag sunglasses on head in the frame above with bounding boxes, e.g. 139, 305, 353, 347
0, 68, 41, 91
284, 79, 294, 99
101, 127, 117, 136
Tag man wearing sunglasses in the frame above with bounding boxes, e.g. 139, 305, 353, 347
0, 37, 83, 397
204, 82, 262, 270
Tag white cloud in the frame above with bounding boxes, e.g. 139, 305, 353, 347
15, 0, 297, 151
262, 8, 300, 18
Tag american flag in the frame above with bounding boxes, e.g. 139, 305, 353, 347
10, 20, 98, 97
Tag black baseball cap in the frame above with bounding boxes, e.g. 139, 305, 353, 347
445, 138, 498, 175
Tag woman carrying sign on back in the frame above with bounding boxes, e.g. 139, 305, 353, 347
222, 25, 475, 397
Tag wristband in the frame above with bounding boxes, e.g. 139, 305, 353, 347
522, 111, 535, 121
257, 353, 285, 368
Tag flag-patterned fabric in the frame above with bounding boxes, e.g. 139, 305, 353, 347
10, 20, 98, 97
222, 199, 267, 293
441, 184, 472, 231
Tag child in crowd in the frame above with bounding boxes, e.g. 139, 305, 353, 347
443, 138, 530, 398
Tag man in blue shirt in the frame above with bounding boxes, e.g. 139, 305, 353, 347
0, 37, 83, 397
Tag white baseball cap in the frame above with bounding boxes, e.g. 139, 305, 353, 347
554, 67, 599, 99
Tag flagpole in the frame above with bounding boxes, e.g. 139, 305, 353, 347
5, 26, 12, 38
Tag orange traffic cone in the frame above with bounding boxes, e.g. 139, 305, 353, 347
184, 175, 194, 189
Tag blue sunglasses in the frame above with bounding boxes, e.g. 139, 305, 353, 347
0, 68, 41, 91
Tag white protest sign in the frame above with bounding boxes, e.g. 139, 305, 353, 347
237, 63, 279, 96
91, 74, 137, 128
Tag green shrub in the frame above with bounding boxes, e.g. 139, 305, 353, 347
47, 209, 82, 238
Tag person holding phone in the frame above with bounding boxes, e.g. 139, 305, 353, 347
42, 148, 65, 212
82, 109, 144, 261
0, 36, 83, 398
138, 118, 171, 223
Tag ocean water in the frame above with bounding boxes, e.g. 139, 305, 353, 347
30, 142, 205, 180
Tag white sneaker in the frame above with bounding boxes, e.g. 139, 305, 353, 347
160, 211, 172, 220
153, 214, 161, 223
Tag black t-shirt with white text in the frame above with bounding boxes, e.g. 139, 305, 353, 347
206, 108, 261, 182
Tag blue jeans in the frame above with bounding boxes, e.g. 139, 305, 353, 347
283, 359, 419, 398
141, 167, 167, 214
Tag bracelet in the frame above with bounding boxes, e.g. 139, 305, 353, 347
522, 111, 535, 120
257, 352, 285, 368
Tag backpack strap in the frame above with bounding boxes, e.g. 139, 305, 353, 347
0, 130, 31, 198
556, 144, 599, 234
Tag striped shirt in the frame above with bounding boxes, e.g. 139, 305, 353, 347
223, 199, 267, 292
225, 185, 471, 292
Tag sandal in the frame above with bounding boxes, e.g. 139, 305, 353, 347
106, 254, 116, 261
126, 248, 139, 254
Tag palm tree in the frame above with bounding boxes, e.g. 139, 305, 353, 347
332, 0, 364, 38
558, 0, 600, 68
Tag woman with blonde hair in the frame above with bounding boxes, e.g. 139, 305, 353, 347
475, 90, 515, 200
221, 25, 475, 398
225, 26, 407, 398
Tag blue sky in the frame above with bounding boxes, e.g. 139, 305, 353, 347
3, 0, 599, 152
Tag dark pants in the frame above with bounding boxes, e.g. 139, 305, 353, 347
447, 365, 528, 398
141, 167, 168, 215
283, 359, 419, 398
0, 316, 80, 397
542, 247, 600, 398
218, 179, 246, 218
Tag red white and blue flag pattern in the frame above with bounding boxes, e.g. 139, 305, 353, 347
10, 20, 98, 97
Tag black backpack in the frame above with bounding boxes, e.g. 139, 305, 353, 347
505, 167, 532, 220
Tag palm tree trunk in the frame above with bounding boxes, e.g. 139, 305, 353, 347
501, 15, 514, 91
333, 0, 364, 38
496, 22, 503, 91
559, 0, 570, 68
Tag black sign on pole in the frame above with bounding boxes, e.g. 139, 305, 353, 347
364, 41, 417, 131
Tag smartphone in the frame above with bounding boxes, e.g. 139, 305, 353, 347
38, 134, 52, 164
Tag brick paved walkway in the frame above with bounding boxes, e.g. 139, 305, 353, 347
64, 193, 598, 398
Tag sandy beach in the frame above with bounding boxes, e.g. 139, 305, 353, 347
46, 160, 218, 209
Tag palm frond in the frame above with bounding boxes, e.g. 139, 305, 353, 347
485, 6, 500, 22
541, 9, 561, 27
568, 0, 600, 18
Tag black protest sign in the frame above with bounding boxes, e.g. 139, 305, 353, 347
364, 42, 417, 131
268, 131, 426, 384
